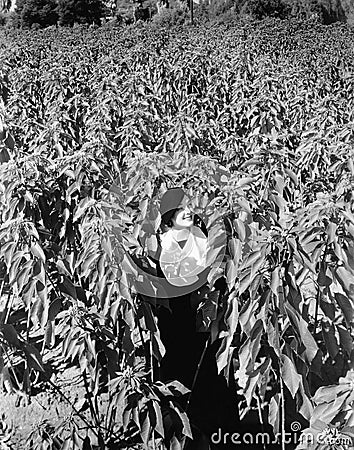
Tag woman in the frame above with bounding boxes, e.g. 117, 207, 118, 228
158, 187, 209, 289
155, 187, 240, 450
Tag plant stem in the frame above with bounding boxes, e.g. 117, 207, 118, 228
82, 368, 104, 447
0, 290, 13, 325
186, 336, 209, 411
4, 291, 14, 325
314, 245, 327, 334
259, 166, 273, 204
106, 400, 117, 443
279, 374, 285, 450
256, 393, 267, 450
0, 278, 5, 302
313, 286, 320, 338
150, 336, 156, 450
134, 298, 150, 373
150, 331, 154, 383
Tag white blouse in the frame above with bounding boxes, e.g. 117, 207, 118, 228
159, 225, 209, 287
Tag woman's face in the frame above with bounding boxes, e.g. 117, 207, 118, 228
171, 198, 194, 229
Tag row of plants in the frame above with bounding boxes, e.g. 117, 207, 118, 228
0, 18, 353, 449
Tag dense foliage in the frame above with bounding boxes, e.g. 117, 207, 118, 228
11, 0, 106, 28
57, 0, 105, 26
239, 0, 291, 19
15, 0, 58, 28
0, 18, 354, 449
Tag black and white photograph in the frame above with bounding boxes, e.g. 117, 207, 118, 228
0, 0, 354, 449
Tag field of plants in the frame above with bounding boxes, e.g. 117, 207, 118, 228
0, 17, 354, 450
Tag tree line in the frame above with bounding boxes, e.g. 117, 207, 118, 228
0, 0, 350, 29
12, 0, 106, 27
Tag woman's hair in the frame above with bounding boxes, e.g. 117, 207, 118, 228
159, 208, 180, 233
159, 188, 185, 228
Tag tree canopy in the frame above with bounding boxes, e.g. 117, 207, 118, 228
14, 0, 105, 27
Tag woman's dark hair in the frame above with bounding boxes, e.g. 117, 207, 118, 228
160, 208, 180, 233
